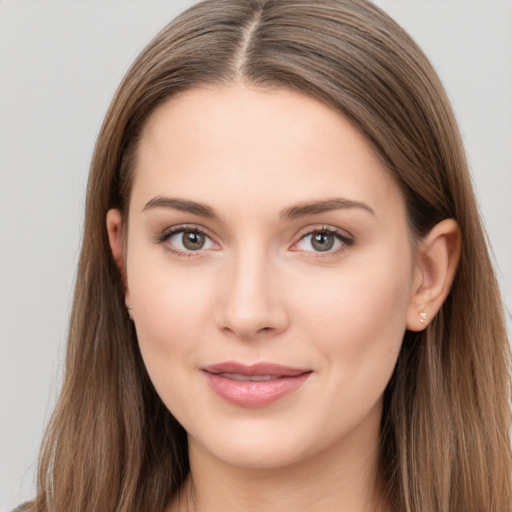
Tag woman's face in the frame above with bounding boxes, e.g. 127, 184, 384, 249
113, 84, 422, 470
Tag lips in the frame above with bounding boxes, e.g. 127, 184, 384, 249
216, 373, 278, 382
201, 362, 312, 407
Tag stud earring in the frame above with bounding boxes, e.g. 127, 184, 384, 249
420, 311, 427, 324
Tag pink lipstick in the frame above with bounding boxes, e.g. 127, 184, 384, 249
201, 362, 312, 407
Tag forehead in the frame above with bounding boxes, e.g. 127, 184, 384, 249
131, 84, 405, 221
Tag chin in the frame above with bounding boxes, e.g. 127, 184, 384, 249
208, 441, 310, 471
187, 416, 339, 472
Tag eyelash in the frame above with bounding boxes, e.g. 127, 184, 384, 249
155, 224, 354, 259
293, 225, 354, 259
156, 225, 215, 257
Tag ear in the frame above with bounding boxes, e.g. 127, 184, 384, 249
406, 218, 461, 331
106, 209, 130, 305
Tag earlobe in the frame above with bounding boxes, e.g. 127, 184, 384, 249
406, 218, 461, 331
106, 209, 130, 300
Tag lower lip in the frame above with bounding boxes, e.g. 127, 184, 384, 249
203, 371, 311, 408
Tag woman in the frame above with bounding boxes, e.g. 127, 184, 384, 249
20, 0, 511, 511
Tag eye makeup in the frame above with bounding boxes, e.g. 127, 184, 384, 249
153, 222, 355, 260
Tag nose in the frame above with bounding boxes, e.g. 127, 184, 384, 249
215, 247, 289, 340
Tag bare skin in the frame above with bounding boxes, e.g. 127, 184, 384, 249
107, 84, 460, 512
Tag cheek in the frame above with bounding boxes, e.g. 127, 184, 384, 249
295, 250, 412, 380
126, 253, 215, 382
284, 254, 411, 445
127, 267, 218, 424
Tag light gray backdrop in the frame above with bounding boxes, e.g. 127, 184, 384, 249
1, 1, 511, 510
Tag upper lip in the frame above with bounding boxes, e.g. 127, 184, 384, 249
202, 361, 310, 377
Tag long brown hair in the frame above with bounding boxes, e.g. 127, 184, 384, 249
31, 1, 511, 511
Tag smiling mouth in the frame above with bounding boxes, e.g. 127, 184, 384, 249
201, 362, 312, 407
215, 373, 291, 382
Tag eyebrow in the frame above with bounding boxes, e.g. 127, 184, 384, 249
279, 198, 375, 221
142, 196, 375, 221
142, 196, 221, 220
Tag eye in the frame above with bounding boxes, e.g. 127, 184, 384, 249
294, 228, 352, 253
162, 227, 218, 253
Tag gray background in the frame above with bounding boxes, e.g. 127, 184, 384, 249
1, 1, 511, 510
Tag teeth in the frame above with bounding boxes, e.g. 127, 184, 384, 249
217, 373, 279, 382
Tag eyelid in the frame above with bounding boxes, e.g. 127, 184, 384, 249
154, 223, 353, 258
156, 224, 220, 255
294, 224, 354, 240
290, 224, 354, 255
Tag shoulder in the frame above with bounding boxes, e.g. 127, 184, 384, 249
11, 503, 32, 512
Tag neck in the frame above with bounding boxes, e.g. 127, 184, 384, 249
170, 406, 388, 512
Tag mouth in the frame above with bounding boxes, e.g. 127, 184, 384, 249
214, 373, 283, 382
201, 362, 312, 407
